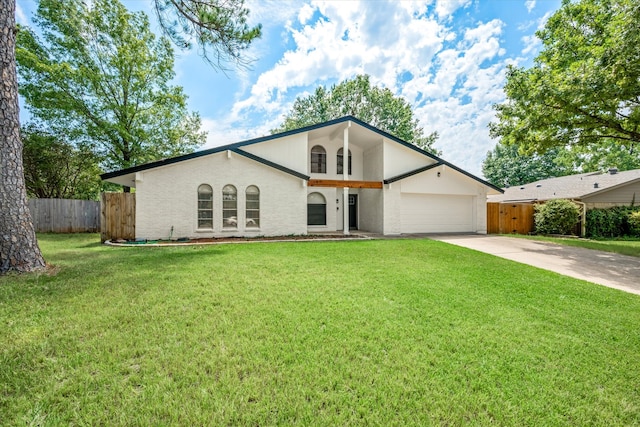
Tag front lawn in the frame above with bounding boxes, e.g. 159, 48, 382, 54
1, 234, 639, 425
511, 234, 640, 258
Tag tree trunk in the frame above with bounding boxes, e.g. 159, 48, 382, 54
0, 0, 46, 273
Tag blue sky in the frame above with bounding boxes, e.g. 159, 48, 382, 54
16, 0, 562, 177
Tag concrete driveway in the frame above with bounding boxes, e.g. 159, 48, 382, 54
428, 234, 640, 296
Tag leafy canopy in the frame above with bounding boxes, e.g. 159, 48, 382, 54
482, 143, 571, 187
16, 0, 206, 175
273, 75, 439, 154
489, 0, 640, 153
21, 125, 103, 200
154, 0, 261, 71
482, 140, 640, 187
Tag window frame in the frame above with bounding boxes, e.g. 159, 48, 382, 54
197, 184, 213, 229
245, 185, 260, 228
337, 148, 352, 175
307, 192, 327, 226
310, 145, 327, 173
222, 184, 238, 229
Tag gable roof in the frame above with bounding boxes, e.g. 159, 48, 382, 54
488, 169, 640, 202
101, 115, 502, 193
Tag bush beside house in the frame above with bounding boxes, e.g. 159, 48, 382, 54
586, 206, 640, 238
534, 199, 580, 235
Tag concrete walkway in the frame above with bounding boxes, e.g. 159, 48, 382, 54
428, 234, 640, 296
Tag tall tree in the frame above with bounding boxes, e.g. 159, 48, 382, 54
0, 0, 46, 273
154, 0, 261, 70
489, 0, 640, 153
1, 0, 261, 273
273, 75, 439, 154
16, 0, 206, 184
482, 143, 571, 187
555, 140, 640, 173
22, 125, 103, 200
483, 140, 640, 187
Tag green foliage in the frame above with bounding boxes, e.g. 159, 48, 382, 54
489, 0, 640, 153
16, 0, 206, 176
482, 143, 571, 186
483, 141, 640, 187
555, 140, 640, 173
628, 211, 640, 237
153, 0, 261, 70
21, 125, 103, 200
273, 75, 439, 154
586, 206, 640, 238
534, 199, 581, 235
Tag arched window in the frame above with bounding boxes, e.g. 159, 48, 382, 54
222, 185, 237, 228
307, 192, 326, 226
246, 185, 260, 228
337, 148, 352, 175
310, 145, 326, 173
197, 184, 213, 229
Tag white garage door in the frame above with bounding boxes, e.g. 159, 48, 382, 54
400, 193, 474, 233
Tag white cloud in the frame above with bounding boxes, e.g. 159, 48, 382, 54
435, 0, 472, 19
525, 0, 536, 13
298, 3, 316, 25
519, 10, 552, 57
521, 34, 541, 55
203, 1, 523, 176
15, 3, 28, 25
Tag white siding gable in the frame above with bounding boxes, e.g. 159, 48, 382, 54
400, 165, 482, 195
242, 133, 308, 175
383, 139, 436, 179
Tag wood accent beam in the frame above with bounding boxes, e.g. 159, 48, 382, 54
308, 179, 383, 189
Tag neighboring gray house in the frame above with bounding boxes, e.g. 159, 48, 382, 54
488, 168, 640, 208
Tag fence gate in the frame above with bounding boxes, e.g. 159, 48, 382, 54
487, 202, 535, 235
100, 192, 135, 242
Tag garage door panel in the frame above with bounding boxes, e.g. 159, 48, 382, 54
401, 194, 474, 233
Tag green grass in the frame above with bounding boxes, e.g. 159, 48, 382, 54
508, 234, 640, 258
1, 234, 639, 425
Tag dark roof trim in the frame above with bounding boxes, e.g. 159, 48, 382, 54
100, 115, 503, 193
100, 117, 361, 180
384, 162, 442, 184
231, 148, 309, 180
344, 117, 502, 192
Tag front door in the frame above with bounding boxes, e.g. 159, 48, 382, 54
348, 195, 357, 230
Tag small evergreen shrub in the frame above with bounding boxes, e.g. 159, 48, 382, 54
586, 206, 640, 238
534, 199, 580, 235
628, 211, 640, 237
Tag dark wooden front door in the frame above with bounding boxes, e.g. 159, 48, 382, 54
348, 195, 357, 230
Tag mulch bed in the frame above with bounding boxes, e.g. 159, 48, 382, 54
108, 234, 369, 246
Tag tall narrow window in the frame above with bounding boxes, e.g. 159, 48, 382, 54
337, 148, 352, 175
246, 186, 260, 228
197, 184, 213, 229
311, 145, 326, 173
307, 192, 326, 226
222, 185, 237, 228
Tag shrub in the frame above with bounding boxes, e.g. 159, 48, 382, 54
628, 211, 640, 237
534, 199, 580, 235
586, 206, 640, 238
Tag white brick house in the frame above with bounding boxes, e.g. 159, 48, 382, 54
101, 116, 502, 239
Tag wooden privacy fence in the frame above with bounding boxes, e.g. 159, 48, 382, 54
101, 192, 135, 242
487, 202, 535, 235
28, 198, 100, 233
